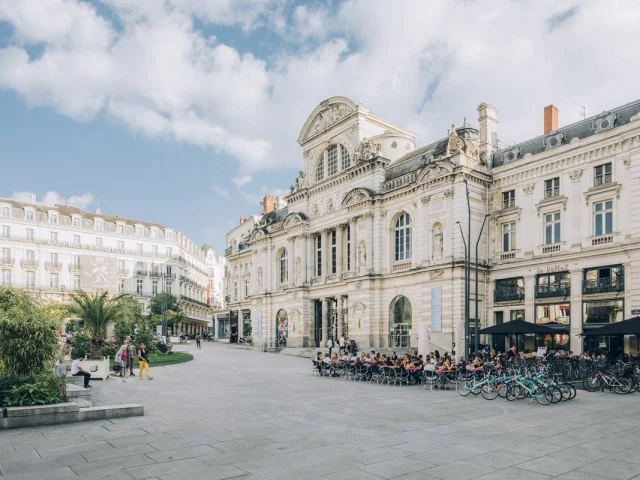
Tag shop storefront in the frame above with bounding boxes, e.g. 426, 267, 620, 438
215, 312, 230, 340
242, 310, 252, 339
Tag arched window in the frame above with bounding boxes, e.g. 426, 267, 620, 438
327, 145, 338, 176
316, 159, 325, 182
341, 146, 351, 169
394, 213, 412, 261
389, 296, 412, 348
279, 249, 288, 284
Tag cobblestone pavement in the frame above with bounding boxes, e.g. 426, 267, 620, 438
2, 343, 640, 479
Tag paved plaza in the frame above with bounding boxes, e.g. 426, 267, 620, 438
1, 344, 640, 479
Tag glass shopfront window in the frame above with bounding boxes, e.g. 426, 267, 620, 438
242, 310, 252, 338
536, 304, 570, 325
583, 300, 624, 324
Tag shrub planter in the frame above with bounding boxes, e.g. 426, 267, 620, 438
84, 358, 111, 380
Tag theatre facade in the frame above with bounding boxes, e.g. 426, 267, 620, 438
225, 96, 640, 356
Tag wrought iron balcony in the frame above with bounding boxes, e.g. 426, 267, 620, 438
68, 264, 83, 273
583, 277, 624, 295
494, 286, 525, 303
150, 271, 163, 277
594, 173, 612, 186
45, 261, 63, 271
135, 270, 148, 277
225, 295, 231, 303
535, 284, 570, 299
118, 268, 129, 275
225, 246, 233, 255
0, 256, 14, 267
544, 187, 560, 198
502, 199, 516, 209
20, 259, 39, 268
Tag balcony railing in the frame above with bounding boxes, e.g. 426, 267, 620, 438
544, 187, 560, 198
150, 271, 163, 277
118, 268, 129, 275
494, 286, 525, 303
499, 251, 516, 261
502, 199, 516, 209
68, 264, 83, 273
536, 284, 570, 299
542, 243, 561, 254
179, 295, 210, 308
224, 295, 231, 303
0, 257, 14, 266
594, 173, 612, 186
392, 260, 412, 272
135, 270, 148, 277
20, 259, 39, 268
591, 235, 614, 246
45, 261, 63, 271
583, 278, 624, 295
225, 246, 233, 255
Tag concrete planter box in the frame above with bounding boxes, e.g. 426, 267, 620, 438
1, 402, 143, 430
84, 358, 110, 380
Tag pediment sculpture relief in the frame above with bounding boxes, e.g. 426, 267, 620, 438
307, 103, 354, 139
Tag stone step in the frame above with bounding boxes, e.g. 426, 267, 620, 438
66, 375, 84, 387
66, 384, 92, 400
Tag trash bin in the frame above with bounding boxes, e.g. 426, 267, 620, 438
263, 342, 267, 352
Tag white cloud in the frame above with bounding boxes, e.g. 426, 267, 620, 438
210, 184, 230, 198
11, 190, 94, 209
1, 0, 640, 182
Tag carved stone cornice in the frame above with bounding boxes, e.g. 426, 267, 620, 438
568, 169, 583, 182
522, 183, 535, 195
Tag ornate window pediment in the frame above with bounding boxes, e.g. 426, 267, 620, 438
297, 97, 358, 144
282, 212, 308, 228
417, 160, 454, 183
543, 131, 565, 150
249, 229, 266, 243
592, 111, 617, 133
341, 188, 374, 207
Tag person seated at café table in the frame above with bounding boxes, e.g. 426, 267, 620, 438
391, 351, 398, 362
331, 353, 339, 363
401, 354, 411, 367
341, 351, 350, 361
360, 352, 367, 362
323, 353, 331, 365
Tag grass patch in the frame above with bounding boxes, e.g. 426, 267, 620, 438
109, 352, 193, 369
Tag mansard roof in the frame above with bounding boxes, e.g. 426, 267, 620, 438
492, 98, 640, 168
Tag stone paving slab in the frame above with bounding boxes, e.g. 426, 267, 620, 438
3, 343, 640, 479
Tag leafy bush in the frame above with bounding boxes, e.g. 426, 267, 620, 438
100, 343, 120, 359
155, 342, 171, 354
113, 321, 133, 345
0, 287, 61, 377
133, 326, 157, 354
3, 375, 65, 407
0, 373, 33, 406
70, 332, 92, 359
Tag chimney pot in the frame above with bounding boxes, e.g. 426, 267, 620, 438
263, 195, 276, 214
239, 216, 245, 225
544, 105, 558, 134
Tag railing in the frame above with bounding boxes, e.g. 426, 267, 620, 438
0, 256, 14, 266
494, 286, 525, 303
536, 284, 570, 299
502, 199, 516, 209
179, 295, 210, 308
392, 260, 412, 272
594, 173, 612, 186
224, 295, 231, 303
225, 246, 233, 255
591, 235, 613, 246
499, 251, 516, 260
150, 271, 163, 277
118, 268, 129, 275
542, 243, 561, 254
135, 270, 148, 276
583, 278, 624, 295
544, 187, 560, 198
45, 261, 63, 270
342, 271, 356, 280
325, 274, 337, 282
68, 264, 83, 273
20, 259, 39, 268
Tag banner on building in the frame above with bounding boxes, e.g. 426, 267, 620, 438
431, 287, 442, 332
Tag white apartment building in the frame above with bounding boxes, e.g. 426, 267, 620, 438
225, 96, 640, 357
0, 199, 225, 336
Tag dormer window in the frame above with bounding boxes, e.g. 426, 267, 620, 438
95, 220, 103, 231
166, 231, 173, 240
49, 212, 58, 224
25, 210, 34, 221
117, 224, 124, 234
151, 229, 157, 239
136, 227, 143, 237
316, 144, 352, 182
327, 145, 338, 176
72, 217, 80, 227
1, 206, 10, 218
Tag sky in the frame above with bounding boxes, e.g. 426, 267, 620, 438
1, 0, 639, 253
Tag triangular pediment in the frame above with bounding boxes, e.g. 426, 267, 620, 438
298, 97, 359, 145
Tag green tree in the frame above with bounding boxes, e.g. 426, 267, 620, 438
149, 293, 181, 316
69, 291, 138, 356
0, 287, 61, 377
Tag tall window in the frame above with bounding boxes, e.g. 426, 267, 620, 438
594, 163, 612, 186
233, 282, 238, 301
315, 235, 322, 276
26, 271, 35, 288
117, 224, 124, 233
502, 190, 515, 209
331, 230, 337, 274
166, 247, 172, 257
26, 211, 34, 221
137, 243, 143, 254
49, 252, 58, 264
1, 269, 11, 285
394, 213, 412, 261
72, 217, 80, 227
119, 279, 125, 292
152, 280, 158, 295
316, 158, 325, 182
26, 250, 35, 264
346, 226, 351, 271
1, 207, 9, 217
49, 213, 58, 224
74, 235, 81, 245
502, 222, 516, 252
50, 231, 58, 242
594, 200, 613, 236
544, 177, 560, 198
118, 260, 125, 271
279, 249, 288, 284
544, 212, 561, 244
152, 245, 158, 256
26, 229, 34, 241
327, 145, 338, 176
96, 237, 103, 246
1, 248, 10, 262
244, 279, 249, 297
136, 227, 143, 236
95, 220, 103, 231
73, 275, 81, 290
1, 225, 9, 238
166, 231, 173, 240
166, 281, 172, 294
49, 273, 59, 290
136, 279, 143, 295
341, 146, 351, 169
118, 240, 124, 250
72, 255, 81, 267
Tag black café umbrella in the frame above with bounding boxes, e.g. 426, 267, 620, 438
479, 319, 557, 335
581, 317, 640, 336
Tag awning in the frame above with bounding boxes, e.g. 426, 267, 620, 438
479, 319, 558, 335
581, 317, 640, 336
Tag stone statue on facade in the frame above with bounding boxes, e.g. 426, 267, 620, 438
356, 138, 380, 162
257, 268, 263, 291
358, 241, 367, 270
432, 224, 443, 259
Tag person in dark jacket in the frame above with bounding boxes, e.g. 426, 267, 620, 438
138, 343, 153, 380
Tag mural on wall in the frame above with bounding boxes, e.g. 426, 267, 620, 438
83, 255, 117, 289
276, 309, 288, 347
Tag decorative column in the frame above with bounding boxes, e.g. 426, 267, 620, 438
365, 213, 374, 274
321, 297, 328, 345
337, 295, 343, 338
570, 269, 583, 354
349, 218, 357, 274
306, 233, 314, 282
336, 225, 344, 279
323, 229, 331, 280
288, 237, 295, 287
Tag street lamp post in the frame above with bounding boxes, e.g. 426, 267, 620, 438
457, 221, 468, 361
474, 214, 491, 356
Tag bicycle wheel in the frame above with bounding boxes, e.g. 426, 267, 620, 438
496, 382, 508, 399
583, 375, 601, 392
506, 385, 521, 401
613, 377, 633, 394
534, 387, 553, 406
480, 384, 499, 400
458, 379, 473, 396
564, 383, 577, 400
548, 386, 563, 403
557, 384, 572, 401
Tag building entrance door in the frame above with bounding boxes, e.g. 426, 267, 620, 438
391, 323, 411, 348
314, 300, 322, 348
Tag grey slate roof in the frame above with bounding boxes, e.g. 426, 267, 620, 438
491, 98, 640, 168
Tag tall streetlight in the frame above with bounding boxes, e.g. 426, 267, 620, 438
456, 221, 468, 361
474, 214, 491, 355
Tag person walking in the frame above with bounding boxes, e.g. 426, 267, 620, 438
115, 345, 127, 381
71, 354, 92, 388
349, 339, 357, 360
126, 340, 136, 377
196, 334, 201, 349
339, 335, 345, 355
138, 343, 153, 380
327, 336, 334, 358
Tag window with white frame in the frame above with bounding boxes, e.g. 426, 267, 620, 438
327, 144, 338, 176
119, 279, 125, 292
136, 279, 143, 295
73, 275, 81, 290
346, 225, 351, 271
315, 234, 322, 276
394, 213, 412, 261
316, 158, 325, 182
1, 225, 9, 238
26, 250, 35, 264
49, 273, 59, 290
166, 247, 172, 257
72, 255, 81, 267
118, 240, 124, 250
166, 231, 173, 240
544, 212, 561, 245
151, 230, 157, 239
279, 249, 288, 283
49, 213, 58, 224
136, 243, 143, 254
26, 271, 35, 288
117, 224, 124, 233
26, 211, 34, 221
152, 245, 158, 256
136, 261, 144, 273
96, 237, 103, 246
26, 228, 34, 241
73, 235, 81, 245
152, 280, 158, 295
594, 200, 613, 236
341, 146, 351, 169
49, 252, 58, 264
166, 281, 172, 294
136, 227, 143, 236
118, 260, 125, 271
502, 222, 517, 251
544, 178, 560, 198
233, 282, 238, 301
594, 163, 612, 186
1, 248, 10, 262
331, 229, 337, 274
1, 207, 9, 218
244, 279, 249, 297
2, 269, 11, 285
50, 231, 58, 242
502, 190, 516, 209
95, 220, 103, 231
71, 217, 79, 227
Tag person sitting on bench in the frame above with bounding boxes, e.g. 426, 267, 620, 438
71, 354, 92, 388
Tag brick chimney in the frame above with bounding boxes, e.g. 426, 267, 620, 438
263, 195, 276, 214
544, 105, 558, 134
